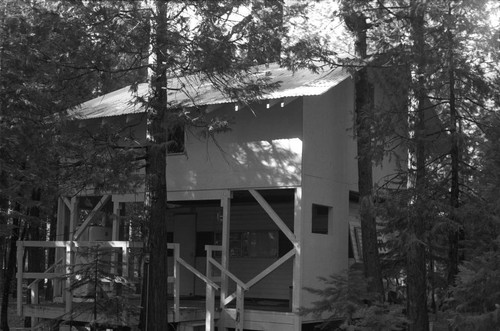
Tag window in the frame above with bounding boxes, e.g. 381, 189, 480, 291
167, 124, 185, 154
312, 204, 331, 234
230, 231, 278, 258
196, 230, 280, 258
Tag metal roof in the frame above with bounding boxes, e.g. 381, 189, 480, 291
71, 63, 351, 119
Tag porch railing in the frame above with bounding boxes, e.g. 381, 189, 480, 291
167, 243, 220, 330
16, 241, 221, 331
205, 245, 296, 331
16, 241, 142, 318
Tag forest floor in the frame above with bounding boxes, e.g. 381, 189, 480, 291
7, 300, 26, 330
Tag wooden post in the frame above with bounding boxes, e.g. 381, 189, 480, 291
220, 191, 231, 309
123, 241, 129, 279
173, 243, 180, 322
206, 284, 215, 331
292, 187, 302, 328
111, 199, 120, 278
54, 197, 68, 298
16, 241, 24, 316
206, 246, 212, 281
235, 285, 244, 331
219, 191, 231, 331
31, 285, 39, 330
69, 197, 78, 239
65, 241, 74, 317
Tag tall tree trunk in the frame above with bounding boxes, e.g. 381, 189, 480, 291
343, 10, 384, 299
143, 1, 169, 330
407, 2, 429, 330
447, 21, 461, 285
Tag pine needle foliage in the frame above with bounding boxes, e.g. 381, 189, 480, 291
445, 239, 500, 330
300, 268, 407, 331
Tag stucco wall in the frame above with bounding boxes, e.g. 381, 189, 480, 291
167, 99, 303, 192
300, 78, 354, 313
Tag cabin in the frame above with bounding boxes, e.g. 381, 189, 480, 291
16, 63, 403, 331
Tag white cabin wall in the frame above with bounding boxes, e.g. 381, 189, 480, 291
300, 78, 354, 313
167, 99, 303, 192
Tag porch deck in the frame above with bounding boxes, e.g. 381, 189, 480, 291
22, 297, 291, 327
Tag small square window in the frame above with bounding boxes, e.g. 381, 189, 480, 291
312, 204, 331, 234
167, 124, 185, 154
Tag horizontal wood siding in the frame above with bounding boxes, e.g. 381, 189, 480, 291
194, 258, 293, 300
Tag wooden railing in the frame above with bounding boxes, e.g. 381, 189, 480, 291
205, 245, 296, 331
17, 241, 294, 331
16, 241, 221, 331
167, 243, 220, 330
16, 241, 142, 319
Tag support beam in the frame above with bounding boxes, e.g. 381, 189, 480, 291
74, 195, 111, 240
16, 241, 24, 316
173, 243, 180, 322
31, 285, 39, 330
62, 197, 72, 211
69, 197, 78, 239
206, 285, 215, 331
235, 285, 244, 331
112, 200, 120, 241
245, 249, 295, 288
292, 187, 303, 328
220, 191, 231, 310
64, 241, 74, 316
248, 189, 297, 247
54, 198, 66, 298
111, 200, 120, 277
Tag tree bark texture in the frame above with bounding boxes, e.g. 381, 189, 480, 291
356, 68, 384, 299
143, 1, 169, 330
344, 10, 384, 299
447, 24, 461, 285
407, 2, 429, 330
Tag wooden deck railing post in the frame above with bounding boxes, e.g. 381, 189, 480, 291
235, 285, 244, 331
123, 241, 129, 279
220, 192, 231, 311
173, 243, 180, 322
16, 241, 24, 316
65, 241, 74, 317
31, 285, 39, 330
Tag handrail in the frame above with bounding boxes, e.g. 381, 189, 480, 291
205, 245, 296, 331
167, 243, 218, 330
223, 248, 296, 305
20, 240, 143, 248
19, 240, 221, 330
21, 241, 143, 286
176, 256, 220, 290
28, 256, 64, 289
207, 258, 248, 290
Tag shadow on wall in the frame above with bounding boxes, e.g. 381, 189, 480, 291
168, 137, 302, 193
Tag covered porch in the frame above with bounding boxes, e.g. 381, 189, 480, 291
17, 188, 303, 331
